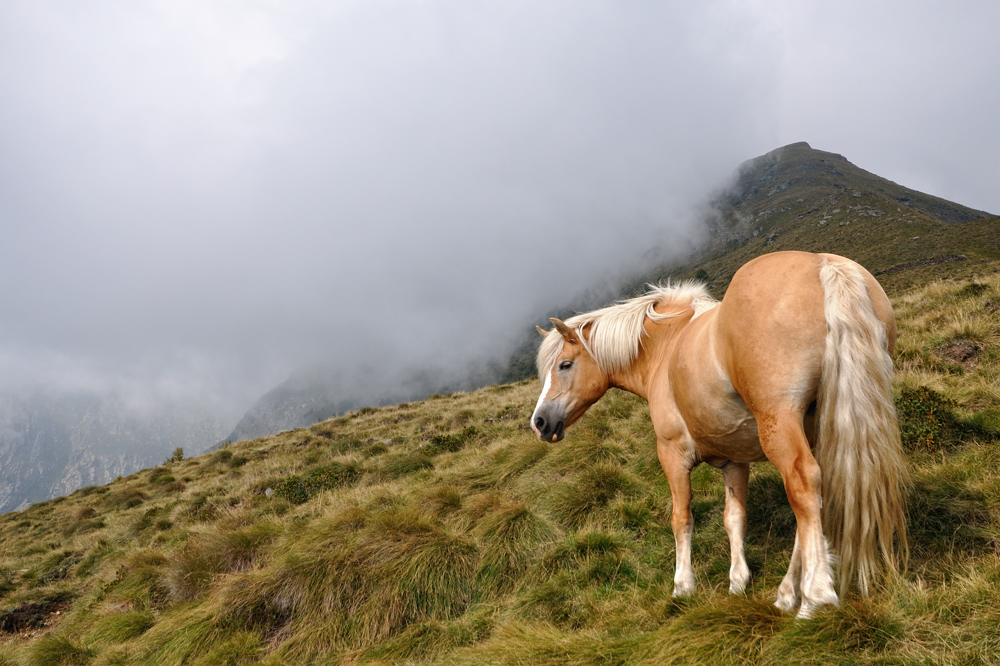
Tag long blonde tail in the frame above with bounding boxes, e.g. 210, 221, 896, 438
816, 259, 908, 597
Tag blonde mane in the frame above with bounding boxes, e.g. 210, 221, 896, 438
537, 282, 717, 377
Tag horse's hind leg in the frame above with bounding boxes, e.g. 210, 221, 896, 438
722, 463, 750, 594
760, 411, 838, 618
775, 529, 802, 612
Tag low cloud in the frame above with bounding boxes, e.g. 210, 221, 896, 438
0, 1, 997, 420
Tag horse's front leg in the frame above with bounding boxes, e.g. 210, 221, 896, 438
722, 462, 751, 594
659, 442, 695, 597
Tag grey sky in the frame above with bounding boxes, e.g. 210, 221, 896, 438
1, 1, 998, 415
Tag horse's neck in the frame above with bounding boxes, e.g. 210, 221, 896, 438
606, 311, 691, 400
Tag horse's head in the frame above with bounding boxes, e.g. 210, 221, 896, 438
530, 317, 609, 442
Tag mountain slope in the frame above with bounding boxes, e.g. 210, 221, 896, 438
659, 141, 998, 294
0, 267, 998, 664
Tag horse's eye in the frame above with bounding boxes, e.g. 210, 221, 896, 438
558, 360, 573, 371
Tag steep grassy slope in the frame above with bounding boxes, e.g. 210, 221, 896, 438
1, 271, 999, 665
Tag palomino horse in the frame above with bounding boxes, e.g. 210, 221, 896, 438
531, 251, 907, 618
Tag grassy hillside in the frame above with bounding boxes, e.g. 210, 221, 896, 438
1, 268, 999, 664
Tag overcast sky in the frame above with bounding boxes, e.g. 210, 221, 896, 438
1, 1, 998, 418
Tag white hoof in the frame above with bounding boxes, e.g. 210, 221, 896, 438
795, 589, 838, 619
672, 576, 696, 597
729, 564, 750, 595
774, 575, 801, 612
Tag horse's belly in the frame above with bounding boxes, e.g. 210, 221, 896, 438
693, 417, 767, 464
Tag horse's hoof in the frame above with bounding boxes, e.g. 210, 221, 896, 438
729, 565, 750, 594
774, 589, 800, 613
795, 592, 839, 619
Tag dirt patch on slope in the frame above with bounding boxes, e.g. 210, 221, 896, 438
936, 338, 982, 370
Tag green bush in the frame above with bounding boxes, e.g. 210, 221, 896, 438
273, 462, 359, 505
896, 386, 960, 451
422, 426, 479, 456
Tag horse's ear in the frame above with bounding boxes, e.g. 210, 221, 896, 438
536, 325, 548, 338
549, 318, 578, 344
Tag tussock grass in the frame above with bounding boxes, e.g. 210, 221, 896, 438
26, 635, 94, 666
0, 273, 999, 664
85, 612, 154, 644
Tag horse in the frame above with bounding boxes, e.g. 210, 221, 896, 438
530, 251, 907, 619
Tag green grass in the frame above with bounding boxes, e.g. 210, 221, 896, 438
0, 271, 998, 664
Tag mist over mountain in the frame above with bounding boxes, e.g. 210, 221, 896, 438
227, 141, 998, 443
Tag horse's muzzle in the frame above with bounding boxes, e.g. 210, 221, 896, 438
532, 411, 565, 443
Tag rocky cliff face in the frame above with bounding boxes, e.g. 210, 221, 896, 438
0, 390, 230, 513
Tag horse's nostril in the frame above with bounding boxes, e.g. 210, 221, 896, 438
534, 416, 545, 429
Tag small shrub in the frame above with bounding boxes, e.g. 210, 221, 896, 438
896, 386, 960, 451
212, 449, 234, 465
273, 462, 359, 505
422, 426, 479, 456
188, 493, 219, 522
957, 282, 990, 298
103, 488, 148, 511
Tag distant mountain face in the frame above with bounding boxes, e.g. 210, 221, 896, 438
0, 390, 229, 513
719, 141, 990, 230
671, 142, 998, 293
